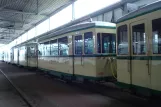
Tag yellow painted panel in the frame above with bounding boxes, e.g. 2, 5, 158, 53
38, 57, 72, 74
74, 57, 96, 77
131, 60, 150, 88
151, 60, 161, 91
28, 58, 37, 67
117, 60, 130, 84
96, 57, 116, 77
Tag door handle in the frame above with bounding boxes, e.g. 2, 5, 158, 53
146, 60, 150, 75
81, 55, 83, 66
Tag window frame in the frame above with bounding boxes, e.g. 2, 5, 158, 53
84, 32, 94, 55
58, 36, 69, 56
152, 18, 161, 54
97, 32, 116, 54
74, 35, 83, 55
132, 24, 146, 55
38, 41, 50, 56
50, 39, 58, 56
117, 24, 128, 55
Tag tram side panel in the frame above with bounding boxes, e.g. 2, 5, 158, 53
116, 2, 161, 96
13, 48, 19, 65
10, 48, 14, 64
37, 22, 117, 82
19, 46, 27, 66
95, 28, 117, 80
38, 36, 72, 78
73, 28, 97, 81
27, 44, 38, 68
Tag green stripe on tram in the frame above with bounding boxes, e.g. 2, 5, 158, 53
39, 54, 116, 57
117, 56, 161, 60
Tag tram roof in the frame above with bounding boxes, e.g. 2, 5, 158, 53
38, 21, 116, 41
117, 0, 161, 23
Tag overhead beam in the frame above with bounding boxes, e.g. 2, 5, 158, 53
0, 26, 24, 30
0, 19, 30, 24
0, 9, 36, 15
0, 0, 21, 10
0, 9, 47, 16
0, 39, 12, 42
0, 32, 18, 35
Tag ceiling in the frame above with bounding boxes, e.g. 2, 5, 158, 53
0, 0, 74, 44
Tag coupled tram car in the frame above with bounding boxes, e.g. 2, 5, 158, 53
3, 1, 161, 97
116, 1, 161, 96
6, 21, 117, 82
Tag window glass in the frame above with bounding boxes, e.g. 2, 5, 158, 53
39, 42, 50, 56
30, 47, 36, 57
75, 35, 82, 55
50, 39, 58, 56
132, 24, 146, 55
38, 44, 44, 56
97, 33, 101, 53
28, 46, 36, 57
50, 5, 72, 30
111, 34, 116, 53
14, 48, 18, 61
102, 33, 116, 53
43, 41, 50, 56
152, 18, 161, 54
19, 46, 26, 57
117, 25, 128, 55
84, 32, 93, 54
28, 27, 36, 40
36, 19, 49, 36
58, 37, 68, 56
21, 33, 28, 43
102, 33, 110, 53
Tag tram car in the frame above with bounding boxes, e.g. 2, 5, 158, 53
10, 21, 116, 82
37, 21, 116, 81
3, 50, 11, 63
116, 1, 161, 96
12, 42, 38, 68
0, 51, 3, 61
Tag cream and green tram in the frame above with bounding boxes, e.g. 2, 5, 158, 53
38, 21, 116, 81
116, 1, 161, 96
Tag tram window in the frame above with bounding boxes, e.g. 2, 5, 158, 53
97, 33, 101, 53
38, 44, 43, 56
132, 24, 146, 55
45, 41, 51, 56
58, 37, 68, 56
102, 33, 116, 53
50, 39, 58, 56
152, 18, 161, 54
84, 32, 93, 54
30, 47, 36, 56
97, 33, 116, 54
117, 25, 128, 55
41, 41, 50, 56
111, 34, 116, 53
75, 35, 82, 55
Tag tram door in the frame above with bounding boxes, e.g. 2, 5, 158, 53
73, 34, 84, 80
130, 20, 151, 89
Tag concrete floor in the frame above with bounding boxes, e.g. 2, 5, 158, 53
0, 71, 28, 107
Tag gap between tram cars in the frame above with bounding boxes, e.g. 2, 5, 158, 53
2, 1, 161, 99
